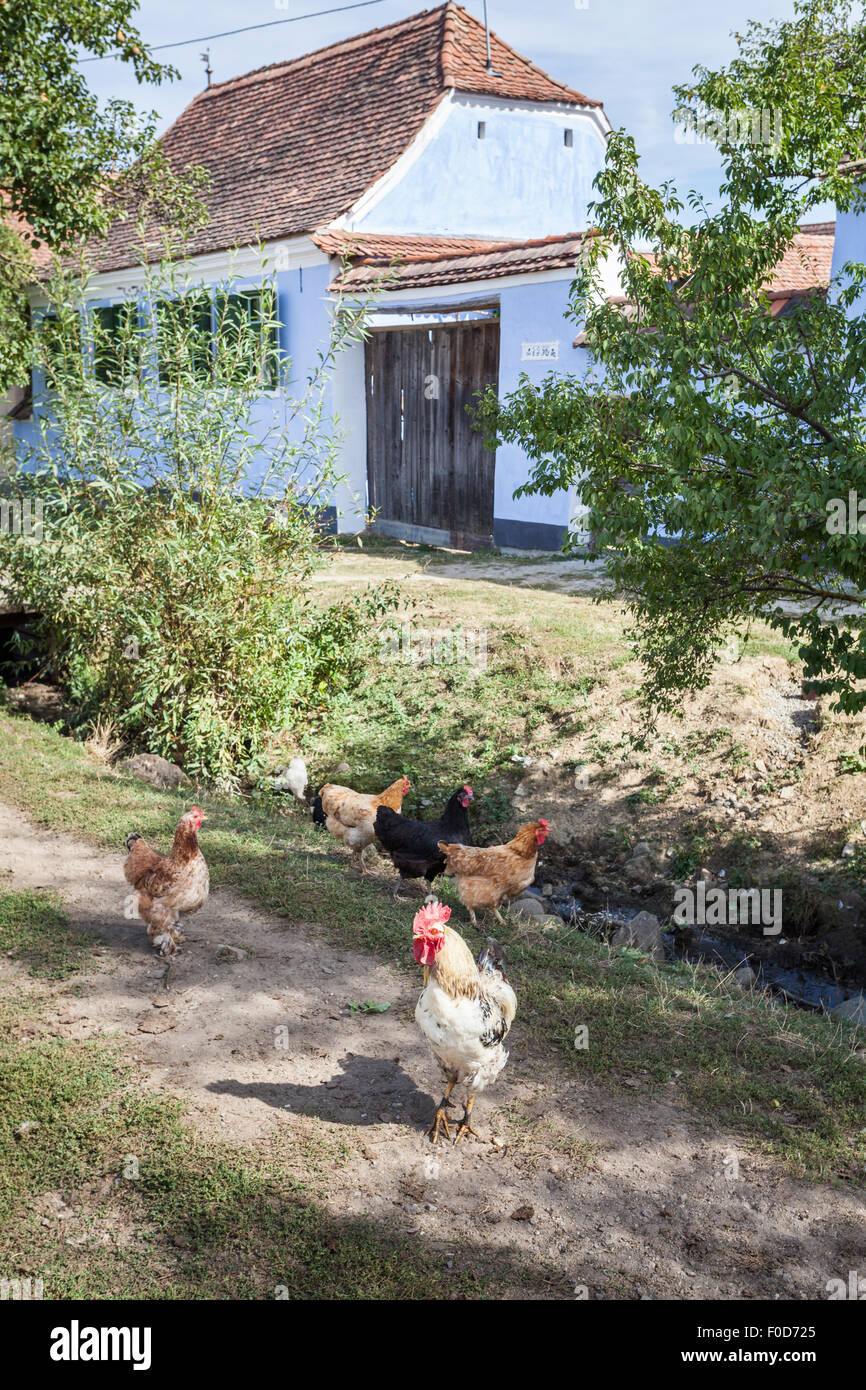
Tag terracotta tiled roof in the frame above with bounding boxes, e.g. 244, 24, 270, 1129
91, 3, 602, 274
312, 230, 516, 260
638, 223, 834, 297
439, 3, 601, 106
764, 222, 834, 297
325, 230, 591, 290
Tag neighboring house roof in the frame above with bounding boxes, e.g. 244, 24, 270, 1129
643, 222, 834, 297
573, 222, 836, 343
92, 3, 603, 274
322, 231, 591, 290
763, 221, 834, 309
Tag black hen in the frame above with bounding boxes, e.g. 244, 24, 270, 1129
375, 785, 473, 895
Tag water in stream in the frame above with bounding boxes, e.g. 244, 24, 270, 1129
541, 885, 863, 1016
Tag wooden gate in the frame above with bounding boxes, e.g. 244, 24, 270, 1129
365, 319, 499, 549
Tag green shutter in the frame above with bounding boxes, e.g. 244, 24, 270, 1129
156, 294, 214, 387
93, 303, 139, 386
39, 310, 82, 384
214, 288, 279, 388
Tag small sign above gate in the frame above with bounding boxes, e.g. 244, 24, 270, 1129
521, 341, 560, 361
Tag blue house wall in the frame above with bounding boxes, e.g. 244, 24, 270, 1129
15, 257, 590, 550
831, 206, 866, 317
15, 260, 339, 501
493, 276, 582, 548
14, 91, 606, 549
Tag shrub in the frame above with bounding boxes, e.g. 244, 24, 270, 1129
0, 250, 395, 782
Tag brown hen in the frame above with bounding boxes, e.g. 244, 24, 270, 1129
123, 807, 209, 956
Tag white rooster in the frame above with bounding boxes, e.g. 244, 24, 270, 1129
412, 900, 517, 1144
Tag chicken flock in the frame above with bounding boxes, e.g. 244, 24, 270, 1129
122, 773, 549, 1144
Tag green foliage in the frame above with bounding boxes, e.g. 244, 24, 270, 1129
478, 0, 866, 719
0, 255, 395, 782
0, 225, 34, 389
0, 0, 210, 391
0, 0, 175, 243
669, 831, 712, 880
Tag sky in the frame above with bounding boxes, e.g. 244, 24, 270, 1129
78, 0, 835, 222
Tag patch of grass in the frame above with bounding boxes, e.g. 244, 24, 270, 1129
669, 829, 714, 880
727, 741, 752, 772
626, 765, 683, 808
299, 559, 624, 825
0, 889, 97, 978
722, 830, 764, 884
503, 923, 866, 1183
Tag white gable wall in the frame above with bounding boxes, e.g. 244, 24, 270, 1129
340, 93, 608, 241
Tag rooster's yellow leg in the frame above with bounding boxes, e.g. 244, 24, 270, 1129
454, 1094, 482, 1144
426, 1081, 456, 1144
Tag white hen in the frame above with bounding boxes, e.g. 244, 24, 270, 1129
272, 756, 308, 801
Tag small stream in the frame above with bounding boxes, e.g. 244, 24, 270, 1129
539, 885, 863, 1016
666, 928, 857, 1012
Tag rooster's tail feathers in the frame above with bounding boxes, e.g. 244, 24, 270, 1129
479, 937, 508, 980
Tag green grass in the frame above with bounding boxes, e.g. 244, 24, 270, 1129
0, 889, 98, 978
0, 709, 863, 1188
507, 926, 866, 1182
300, 553, 623, 810
0, 890, 563, 1300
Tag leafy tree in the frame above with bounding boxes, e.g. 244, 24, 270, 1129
480, 0, 866, 716
0, 0, 206, 390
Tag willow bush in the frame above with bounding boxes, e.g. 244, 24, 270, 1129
0, 251, 393, 782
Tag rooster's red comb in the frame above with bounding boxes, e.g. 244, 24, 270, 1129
413, 901, 451, 935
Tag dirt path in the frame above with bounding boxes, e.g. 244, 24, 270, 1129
311, 553, 611, 596
2, 799, 863, 1300
426, 556, 611, 595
